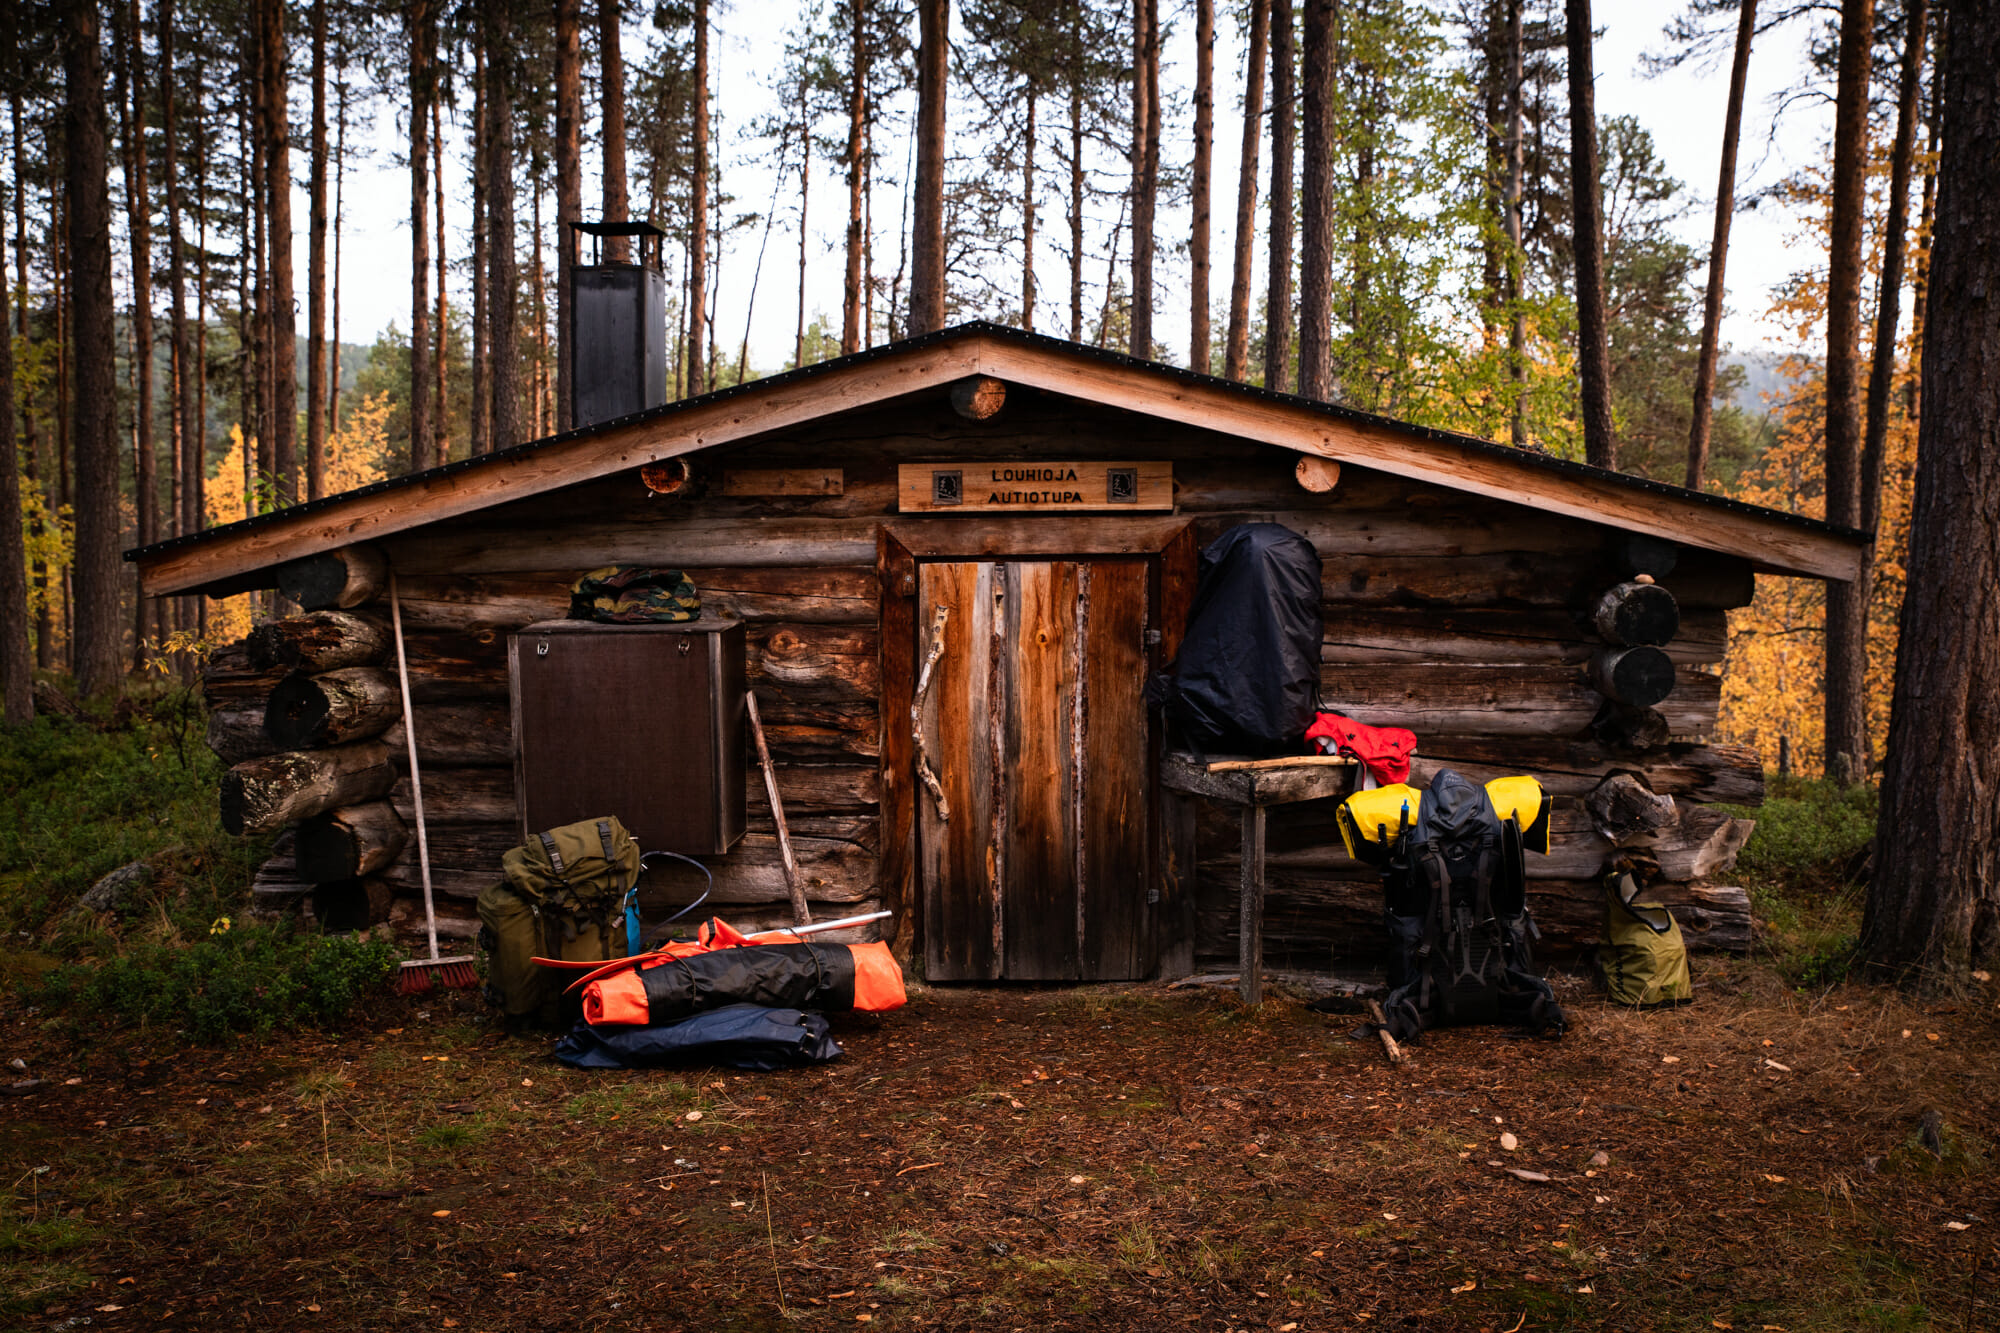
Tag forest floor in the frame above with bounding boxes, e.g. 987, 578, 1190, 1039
3, 960, 1996, 1333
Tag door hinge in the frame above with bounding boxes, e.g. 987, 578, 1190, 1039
1146, 888, 1161, 905
1144, 629, 1162, 648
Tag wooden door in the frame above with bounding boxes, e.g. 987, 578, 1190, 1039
916, 560, 1154, 981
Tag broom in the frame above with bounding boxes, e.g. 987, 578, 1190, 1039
389, 571, 478, 994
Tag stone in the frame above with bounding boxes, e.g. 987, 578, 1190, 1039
80, 861, 154, 913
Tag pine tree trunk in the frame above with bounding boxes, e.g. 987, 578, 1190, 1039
433, 95, 448, 462
159, 0, 195, 653
796, 72, 810, 367
1263, 0, 1295, 392
1821, 0, 1876, 781
687, 0, 710, 390
1685, 0, 1756, 490
1128, 0, 1159, 358
1224, 0, 1268, 382
1861, 0, 1928, 538
471, 42, 490, 454
1907, 23, 1941, 422
0, 169, 28, 722
328, 50, 347, 437
408, 0, 435, 473
1068, 0, 1085, 343
485, 0, 520, 450
1502, 0, 1524, 446
1863, 0, 2000, 980
119, 0, 156, 582
1189, 0, 1213, 371
554, 0, 580, 429
599, 0, 629, 259
842, 0, 867, 353
307, 0, 327, 500
907, 0, 947, 336
12, 94, 51, 675
61, 0, 123, 696
1296, 0, 1334, 401
1565, 0, 1614, 472
1022, 90, 1036, 333
261, 0, 296, 505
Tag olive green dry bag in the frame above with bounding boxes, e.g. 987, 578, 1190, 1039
1600, 868, 1694, 1008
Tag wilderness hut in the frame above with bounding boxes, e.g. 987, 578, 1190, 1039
127, 322, 1867, 983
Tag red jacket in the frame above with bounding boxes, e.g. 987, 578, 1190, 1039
1306, 712, 1417, 785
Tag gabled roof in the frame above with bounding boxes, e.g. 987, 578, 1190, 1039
128, 321, 1866, 596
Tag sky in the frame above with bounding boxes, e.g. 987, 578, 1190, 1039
318, 3, 1836, 377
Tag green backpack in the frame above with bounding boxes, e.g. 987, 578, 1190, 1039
477, 817, 643, 1028
1600, 867, 1694, 1008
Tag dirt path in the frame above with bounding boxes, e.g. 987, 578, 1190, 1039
4, 969, 1996, 1332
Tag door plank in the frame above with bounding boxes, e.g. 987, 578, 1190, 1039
1079, 560, 1154, 979
1001, 562, 1084, 980
918, 563, 1001, 980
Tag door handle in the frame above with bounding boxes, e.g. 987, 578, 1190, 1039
912, 604, 951, 822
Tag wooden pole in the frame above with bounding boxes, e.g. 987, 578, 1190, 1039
746, 690, 810, 925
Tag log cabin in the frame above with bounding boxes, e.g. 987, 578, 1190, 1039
127, 322, 1866, 982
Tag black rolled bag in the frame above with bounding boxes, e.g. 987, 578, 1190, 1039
555, 1004, 843, 1071
1150, 522, 1324, 758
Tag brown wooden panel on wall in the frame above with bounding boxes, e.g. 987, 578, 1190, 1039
918, 562, 1001, 981
876, 531, 918, 962
1079, 560, 1155, 980
508, 621, 746, 856
1001, 561, 1083, 981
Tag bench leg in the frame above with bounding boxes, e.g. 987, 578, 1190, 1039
1239, 804, 1266, 1006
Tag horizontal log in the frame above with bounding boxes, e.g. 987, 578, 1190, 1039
202, 642, 286, 707
1408, 739, 1764, 804
250, 832, 306, 897
1320, 664, 1720, 738
380, 566, 879, 634
747, 623, 880, 705
1591, 581, 1680, 647
1593, 702, 1672, 752
1319, 606, 1725, 667
221, 741, 398, 836
384, 703, 514, 767
401, 630, 511, 702
1589, 647, 1677, 708
266, 668, 402, 748
389, 769, 519, 826
207, 704, 281, 765
1194, 870, 1753, 962
296, 802, 409, 882
747, 762, 879, 814
311, 877, 396, 932
1318, 549, 1753, 612
756, 700, 881, 760
274, 544, 387, 611
247, 610, 391, 673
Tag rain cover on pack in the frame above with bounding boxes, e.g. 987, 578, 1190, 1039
1153, 523, 1324, 757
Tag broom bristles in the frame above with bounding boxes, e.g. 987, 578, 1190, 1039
396, 956, 479, 995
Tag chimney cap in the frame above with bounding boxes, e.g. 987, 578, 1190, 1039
570, 220, 668, 239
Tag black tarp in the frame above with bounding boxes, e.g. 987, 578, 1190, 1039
1152, 523, 1324, 757
555, 1004, 843, 1071
635, 943, 856, 1025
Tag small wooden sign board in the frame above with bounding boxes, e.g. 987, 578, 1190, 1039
898, 461, 1173, 513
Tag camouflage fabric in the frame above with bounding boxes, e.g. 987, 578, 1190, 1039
568, 566, 700, 623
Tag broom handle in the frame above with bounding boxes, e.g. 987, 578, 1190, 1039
389, 572, 440, 964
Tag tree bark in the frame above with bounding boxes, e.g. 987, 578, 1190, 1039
307, 0, 328, 500
1021, 91, 1036, 333
795, 70, 811, 367
1224, 0, 1269, 382
0, 167, 27, 723
1296, 0, 1335, 401
1502, 0, 1525, 447
907, 0, 947, 336
687, 0, 710, 389
554, 0, 580, 430
485, 0, 520, 450
62, 0, 123, 696
118, 0, 156, 664
1863, 0, 2000, 980
1565, 0, 1614, 472
1263, 0, 1295, 392
599, 0, 629, 258
1068, 0, 1086, 343
433, 95, 447, 463
408, 0, 436, 474
471, 43, 489, 454
1190, 0, 1214, 371
328, 46, 347, 437
1861, 0, 1929, 538
260, 0, 296, 504
1822, 0, 1876, 781
1685, 0, 1756, 490
842, 0, 867, 354
1127, 0, 1159, 358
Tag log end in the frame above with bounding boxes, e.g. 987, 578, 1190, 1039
949, 375, 1008, 420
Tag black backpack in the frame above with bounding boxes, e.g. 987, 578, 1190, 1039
1344, 770, 1566, 1044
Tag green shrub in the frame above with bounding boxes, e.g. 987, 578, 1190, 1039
28, 921, 398, 1042
1724, 776, 1877, 892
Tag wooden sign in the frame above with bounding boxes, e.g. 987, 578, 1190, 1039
898, 461, 1173, 513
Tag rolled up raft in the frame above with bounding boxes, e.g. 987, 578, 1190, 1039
581, 938, 906, 1026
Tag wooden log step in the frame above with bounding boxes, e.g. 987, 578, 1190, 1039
247, 610, 391, 673
1320, 606, 1723, 667
296, 802, 409, 882
221, 741, 399, 836
1320, 664, 1719, 739
384, 703, 514, 767
265, 668, 402, 749
206, 703, 281, 766
274, 544, 387, 611
1193, 872, 1753, 960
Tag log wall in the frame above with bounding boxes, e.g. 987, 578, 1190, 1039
207, 387, 1765, 966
